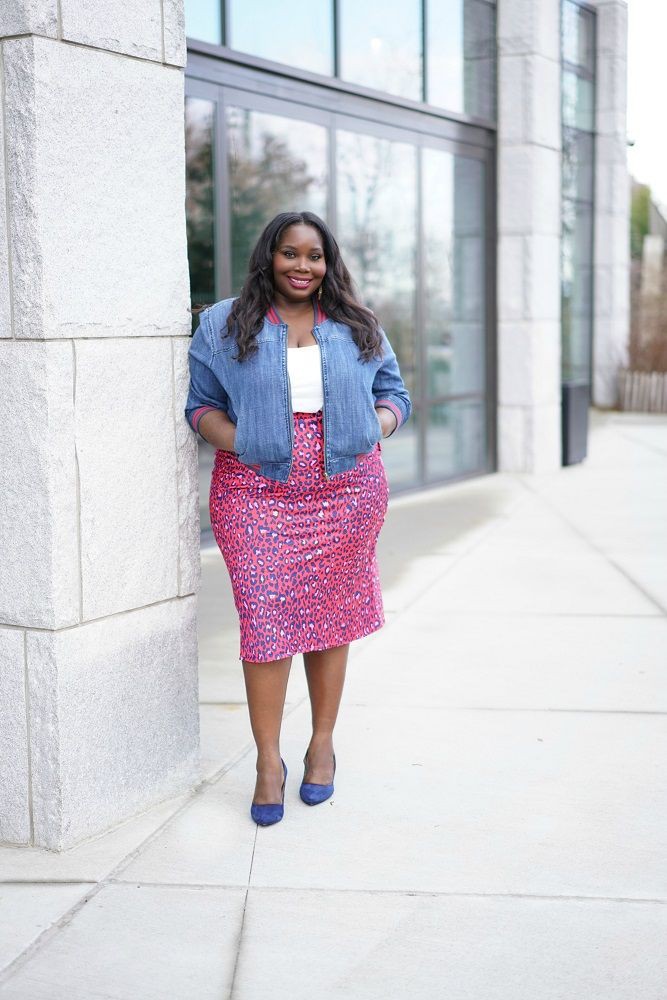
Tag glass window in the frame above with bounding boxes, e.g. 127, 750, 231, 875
184, 83, 493, 501
562, 128, 594, 203
562, 0, 595, 73
185, 0, 222, 45
561, 1, 596, 387
426, 400, 486, 481
561, 203, 594, 383
185, 97, 217, 314
228, 0, 334, 76
562, 70, 594, 132
185, 96, 218, 534
427, 0, 496, 120
338, 0, 422, 101
226, 108, 329, 293
423, 148, 486, 399
384, 407, 421, 491
336, 128, 419, 487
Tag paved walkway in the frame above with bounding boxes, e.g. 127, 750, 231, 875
1, 410, 666, 998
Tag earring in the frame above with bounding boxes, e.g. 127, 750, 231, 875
317, 284, 323, 300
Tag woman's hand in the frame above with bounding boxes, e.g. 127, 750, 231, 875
375, 406, 398, 439
197, 410, 237, 452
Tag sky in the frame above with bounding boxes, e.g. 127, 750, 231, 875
626, 0, 667, 211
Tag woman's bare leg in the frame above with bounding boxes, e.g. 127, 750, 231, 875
302, 644, 349, 783
243, 656, 292, 803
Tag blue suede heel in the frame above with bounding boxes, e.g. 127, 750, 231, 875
251, 758, 287, 826
299, 751, 336, 805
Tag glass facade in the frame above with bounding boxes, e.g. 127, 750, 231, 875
228, 1, 334, 76
426, 0, 496, 119
338, 0, 422, 100
226, 108, 328, 292
184, 1, 496, 528
185, 1, 496, 120
184, 97, 216, 312
561, 0, 596, 385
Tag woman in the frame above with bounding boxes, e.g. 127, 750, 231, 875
185, 211, 411, 827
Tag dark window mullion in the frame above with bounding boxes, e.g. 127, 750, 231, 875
333, 0, 340, 79
421, 0, 428, 105
221, 0, 228, 47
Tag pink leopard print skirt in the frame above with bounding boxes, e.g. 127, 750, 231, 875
209, 410, 389, 663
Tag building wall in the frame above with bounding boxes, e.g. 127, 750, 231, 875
591, 0, 630, 406
0, 2, 201, 850
496, 0, 563, 472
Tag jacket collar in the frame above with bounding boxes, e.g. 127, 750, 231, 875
266, 298, 327, 327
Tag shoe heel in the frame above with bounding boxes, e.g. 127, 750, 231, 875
251, 757, 287, 826
299, 750, 335, 806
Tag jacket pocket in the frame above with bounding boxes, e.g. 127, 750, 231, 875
232, 418, 246, 457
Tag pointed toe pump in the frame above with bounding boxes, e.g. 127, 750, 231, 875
300, 750, 336, 806
251, 758, 287, 826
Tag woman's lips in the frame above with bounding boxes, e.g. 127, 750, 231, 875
286, 275, 312, 288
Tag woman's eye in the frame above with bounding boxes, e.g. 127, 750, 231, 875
311, 255, 321, 260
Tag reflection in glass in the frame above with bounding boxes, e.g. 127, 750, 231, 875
426, 401, 486, 481
562, 128, 594, 203
228, 0, 334, 75
562, 71, 594, 132
561, 203, 594, 383
336, 131, 418, 395
185, 97, 218, 533
185, 97, 216, 312
561, 1, 595, 388
184, 0, 222, 45
338, 0, 422, 100
336, 128, 419, 487
427, 0, 496, 119
422, 149, 486, 399
562, 0, 595, 72
226, 108, 328, 293
383, 407, 420, 490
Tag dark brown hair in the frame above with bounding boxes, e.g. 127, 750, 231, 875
223, 211, 383, 362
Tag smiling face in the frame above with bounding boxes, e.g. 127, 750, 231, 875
271, 223, 327, 307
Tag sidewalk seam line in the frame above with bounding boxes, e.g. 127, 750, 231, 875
515, 476, 667, 616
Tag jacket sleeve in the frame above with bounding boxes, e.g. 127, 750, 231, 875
184, 309, 230, 439
372, 327, 412, 436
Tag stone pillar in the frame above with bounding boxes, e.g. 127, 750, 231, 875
496, 0, 562, 471
592, 0, 630, 406
0, 2, 201, 851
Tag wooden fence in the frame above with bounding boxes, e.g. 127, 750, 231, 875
618, 369, 667, 413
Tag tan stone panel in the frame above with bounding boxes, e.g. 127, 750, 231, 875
0, 1, 58, 38
0, 628, 31, 845
0, 54, 10, 339
172, 338, 201, 597
27, 597, 199, 850
4, 36, 190, 339
0, 341, 79, 629
75, 338, 179, 620
60, 0, 162, 62
163, 0, 187, 67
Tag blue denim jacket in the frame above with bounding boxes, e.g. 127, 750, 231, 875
185, 296, 412, 483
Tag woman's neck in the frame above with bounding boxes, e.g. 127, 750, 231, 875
273, 292, 315, 321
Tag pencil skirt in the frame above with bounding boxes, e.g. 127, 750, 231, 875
209, 410, 389, 663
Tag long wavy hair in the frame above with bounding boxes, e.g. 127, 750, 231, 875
223, 211, 383, 362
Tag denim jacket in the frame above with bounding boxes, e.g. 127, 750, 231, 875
185, 296, 412, 483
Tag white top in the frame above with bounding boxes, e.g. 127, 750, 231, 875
287, 344, 324, 412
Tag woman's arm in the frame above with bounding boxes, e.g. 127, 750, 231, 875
198, 409, 237, 451
375, 406, 398, 438
371, 328, 412, 435
185, 310, 236, 451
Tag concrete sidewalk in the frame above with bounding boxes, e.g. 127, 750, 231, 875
1, 410, 666, 998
